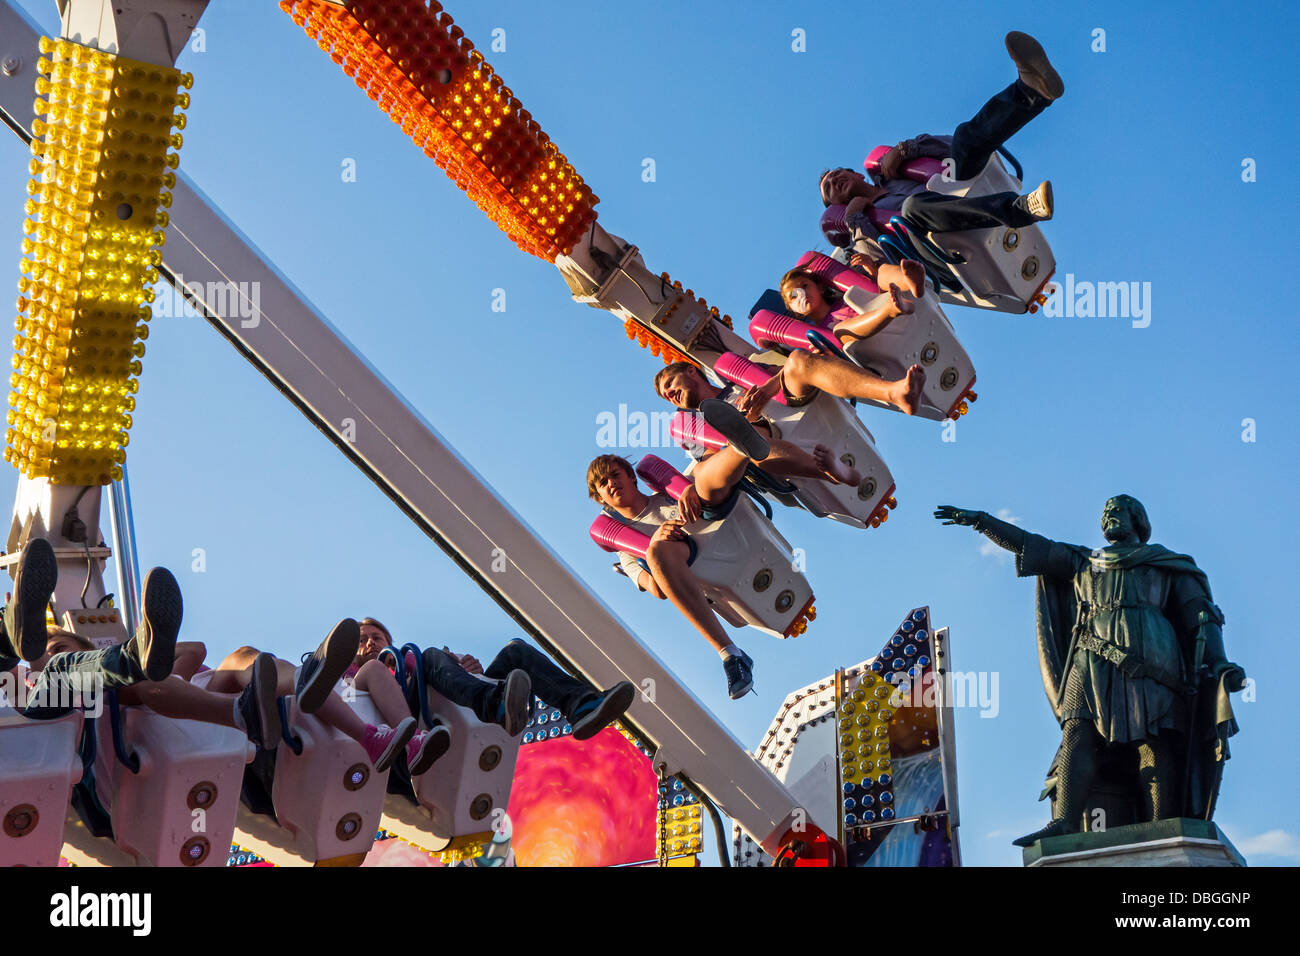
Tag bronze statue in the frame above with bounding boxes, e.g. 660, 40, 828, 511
934, 496, 1245, 847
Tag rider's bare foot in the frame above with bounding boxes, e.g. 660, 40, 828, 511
891, 364, 926, 416
900, 260, 925, 298
813, 444, 861, 485
886, 284, 917, 318
874, 262, 919, 299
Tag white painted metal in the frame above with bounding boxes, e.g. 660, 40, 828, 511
841, 285, 976, 422
58, 0, 209, 67
0, 708, 83, 866
759, 391, 895, 528
90, 705, 253, 866
920, 155, 1056, 314
380, 681, 520, 852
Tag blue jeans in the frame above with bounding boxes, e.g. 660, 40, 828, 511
2, 645, 143, 720
902, 80, 1052, 233
422, 640, 596, 724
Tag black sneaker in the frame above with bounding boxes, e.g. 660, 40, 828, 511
723, 651, 754, 700
3, 537, 58, 661
237, 652, 282, 750
493, 669, 531, 736
295, 618, 360, 714
128, 567, 182, 681
571, 681, 636, 741
699, 399, 770, 461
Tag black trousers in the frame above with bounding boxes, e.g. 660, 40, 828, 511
900, 80, 1052, 234
421, 640, 595, 724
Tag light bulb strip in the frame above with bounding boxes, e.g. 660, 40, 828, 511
5, 36, 190, 485
281, 0, 598, 261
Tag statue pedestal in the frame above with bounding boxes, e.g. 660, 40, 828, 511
1023, 819, 1246, 867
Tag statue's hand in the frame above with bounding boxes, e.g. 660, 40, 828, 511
1213, 660, 1247, 693
934, 505, 981, 527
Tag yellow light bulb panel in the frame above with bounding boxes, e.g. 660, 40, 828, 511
838, 671, 896, 832
281, 0, 598, 262
6, 37, 190, 485
657, 777, 703, 858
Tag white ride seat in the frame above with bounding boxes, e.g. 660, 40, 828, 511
591, 455, 817, 638
379, 672, 520, 855
89, 693, 254, 866
0, 707, 82, 866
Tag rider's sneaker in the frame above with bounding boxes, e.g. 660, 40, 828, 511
295, 618, 360, 714
723, 651, 754, 700
2, 537, 58, 661
1005, 31, 1064, 100
362, 717, 417, 772
493, 669, 532, 736
236, 653, 282, 750
571, 681, 636, 741
127, 567, 183, 681
406, 725, 451, 776
699, 399, 770, 462
1015, 181, 1053, 222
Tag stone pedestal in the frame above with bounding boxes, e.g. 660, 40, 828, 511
1023, 818, 1245, 867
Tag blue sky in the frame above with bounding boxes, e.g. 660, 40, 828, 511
2, 0, 1297, 866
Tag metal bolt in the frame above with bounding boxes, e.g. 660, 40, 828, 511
2, 57, 20, 76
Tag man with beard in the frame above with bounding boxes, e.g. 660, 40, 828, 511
935, 495, 1245, 846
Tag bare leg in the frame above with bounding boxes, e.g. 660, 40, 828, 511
312, 690, 367, 743
781, 349, 925, 416
754, 439, 859, 486
644, 538, 732, 653
690, 445, 751, 505
172, 642, 208, 681
207, 648, 297, 697
833, 285, 914, 343
118, 676, 238, 727
205, 645, 260, 692
353, 658, 414, 727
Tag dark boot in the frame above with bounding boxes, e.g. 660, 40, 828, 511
2, 537, 58, 661
1013, 719, 1097, 847
125, 567, 182, 681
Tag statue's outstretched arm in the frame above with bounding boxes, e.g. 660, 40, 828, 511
934, 505, 1028, 555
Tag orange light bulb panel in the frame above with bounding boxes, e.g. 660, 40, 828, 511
6, 37, 190, 485
281, 0, 598, 261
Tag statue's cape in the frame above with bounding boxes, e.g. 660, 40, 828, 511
1029, 540, 1238, 818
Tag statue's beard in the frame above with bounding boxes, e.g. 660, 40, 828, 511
1102, 523, 1129, 543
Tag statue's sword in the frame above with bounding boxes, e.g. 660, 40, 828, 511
1181, 622, 1209, 817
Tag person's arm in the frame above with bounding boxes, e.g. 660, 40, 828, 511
452, 652, 483, 675
734, 371, 783, 422
1171, 573, 1243, 688
842, 198, 886, 277
618, 549, 653, 594
878, 134, 953, 179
